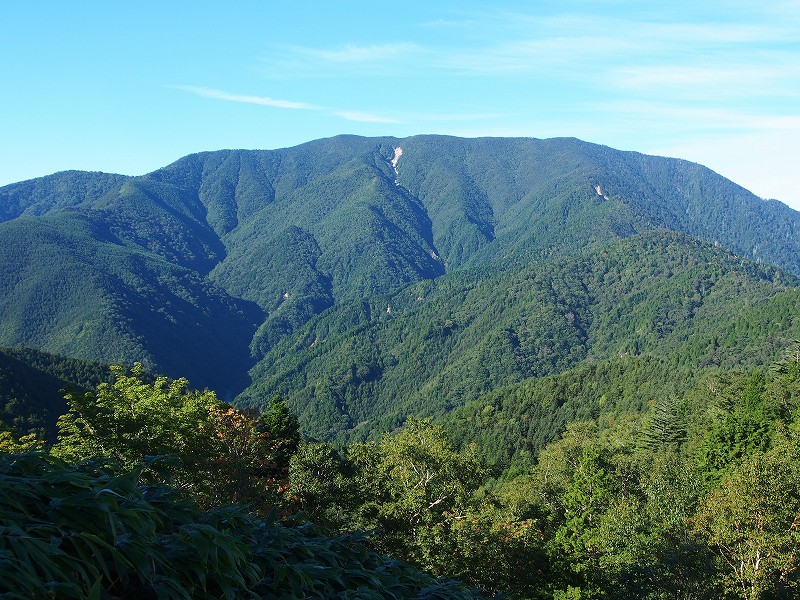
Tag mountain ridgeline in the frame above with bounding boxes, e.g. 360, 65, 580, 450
1, 135, 799, 439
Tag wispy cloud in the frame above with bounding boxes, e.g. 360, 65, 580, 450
266, 11, 788, 80
591, 101, 800, 133
614, 66, 755, 89
612, 58, 800, 94
173, 86, 319, 109
172, 82, 513, 129
173, 84, 404, 125
434, 36, 633, 75
334, 111, 400, 123
257, 42, 425, 78
295, 43, 421, 63
424, 13, 794, 77
477, 10, 786, 46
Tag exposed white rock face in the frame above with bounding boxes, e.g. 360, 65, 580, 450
390, 147, 402, 184
391, 147, 402, 170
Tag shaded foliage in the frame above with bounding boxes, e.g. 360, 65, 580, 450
0, 346, 109, 440
52, 364, 290, 510
0, 452, 485, 599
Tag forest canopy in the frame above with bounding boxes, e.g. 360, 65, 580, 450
2, 346, 799, 599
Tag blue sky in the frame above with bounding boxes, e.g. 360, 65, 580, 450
2, 1, 799, 209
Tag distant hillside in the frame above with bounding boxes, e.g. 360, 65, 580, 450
0, 170, 129, 223
237, 231, 799, 439
0, 347, 110, 439
0, 210, 262, 398
0, 135, 798, 438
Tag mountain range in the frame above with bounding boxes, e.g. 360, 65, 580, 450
1, 135, 799, 440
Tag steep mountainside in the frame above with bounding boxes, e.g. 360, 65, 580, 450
0, 135, 798, 435
0, 210, 262, 397
237, 231, 799, 439
354, 136, 800, 273
0, 347, 110, 439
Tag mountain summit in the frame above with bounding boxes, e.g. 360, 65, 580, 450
1, 135, 798, 436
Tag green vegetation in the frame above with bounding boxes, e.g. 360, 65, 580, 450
0, 452, 483, 599
3, 353, 799, 598
3, 135, 800, 597
0, 347, 109, 440
283, 345, 800, 599
2, 367, 484, 598
0, 210, 262, 396
2, 136, 800, 410
0, 170, 128, 223
241, 231, 798, 441
50, 363, 294, 510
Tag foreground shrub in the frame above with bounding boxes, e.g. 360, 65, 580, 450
0, 452, 484, 599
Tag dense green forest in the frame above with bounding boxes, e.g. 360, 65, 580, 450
2, 135, 800, 597
239, 230, 799, 440
2, 136, 800, 411
0, 347, 109, 440
2, 350, 799, 598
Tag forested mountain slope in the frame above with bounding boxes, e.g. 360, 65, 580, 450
0, 171, 128, 223
0, 135, 798, 436
0, 347, 109, 439
0, 210, 262, 398
238, 231, 799, 439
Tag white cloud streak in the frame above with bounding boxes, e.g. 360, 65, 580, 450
173, 85, 402, 125
593, 101, 800, 132
173, 86, 319, 110
172, 83, 513, 130
295, 43, 421, 63
334, 111, 400, 123
269, 11, 798, 85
